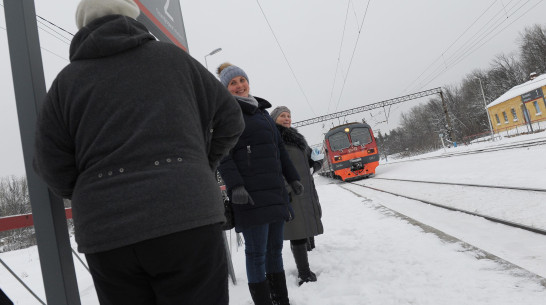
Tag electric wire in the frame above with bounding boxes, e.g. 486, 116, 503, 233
414, 0, 523, 90
327, 0, 351, 114
415, 0, 543, 91
409, 0, 520, 92
255, 0, 316, 115
0, 3, 71, 61
401, 0, 500, 94
409, 0, 540, 93
333, 0, 372, 112
407, 0, 522, 92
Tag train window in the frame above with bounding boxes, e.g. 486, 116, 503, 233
329, 132, 350, 151
350, 127, 372, 145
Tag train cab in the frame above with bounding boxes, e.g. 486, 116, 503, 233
322, 122, 379, 181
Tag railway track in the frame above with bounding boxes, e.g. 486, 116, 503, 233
385, 137, 546, 164
373, 177, 546, 193
344, 180, 546, 236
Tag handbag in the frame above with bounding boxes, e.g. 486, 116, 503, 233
221, 197, 235, 230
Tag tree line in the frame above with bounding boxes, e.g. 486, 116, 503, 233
377, 24, 546, 158
0, 176, 73, 252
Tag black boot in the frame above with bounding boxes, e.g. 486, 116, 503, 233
291, 243, 317, 286
248, 280, 273, 305
266, 271, 290, 305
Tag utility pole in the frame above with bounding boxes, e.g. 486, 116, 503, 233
4, 1, 81, 304
475, 77, 495, 141
439, 90, 454, 142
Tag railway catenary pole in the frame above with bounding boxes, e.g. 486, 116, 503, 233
4, 1, 81, 304
292, 87, 443, 128
439, 90, 455, 142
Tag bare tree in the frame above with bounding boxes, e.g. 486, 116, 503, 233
519, 24, 546, 76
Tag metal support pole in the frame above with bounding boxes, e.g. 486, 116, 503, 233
4, 1, 81, 304
439, 90, 454, 142
223, 231, 237, 285
476, 77, 495, 141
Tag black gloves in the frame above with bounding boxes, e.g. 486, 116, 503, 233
290, 180, 304, 195
312, 161, 322, 173
230, 186, 255, 205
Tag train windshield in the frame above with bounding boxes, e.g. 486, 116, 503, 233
328, 132, 351, 151
350, 127, 372, 145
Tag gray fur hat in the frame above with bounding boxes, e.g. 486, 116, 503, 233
270, 106, 291, 122
219, 65, 249, 87
76, 0, 140, 29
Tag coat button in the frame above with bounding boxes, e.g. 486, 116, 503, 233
98, 173, 103, 178
108, 171, 113, 176
177, 157, 182, 162
119, 168, 124, 173
154, 161, 159, 166
166, 158, 172, 163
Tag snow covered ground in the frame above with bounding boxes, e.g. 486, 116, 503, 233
1, 131, 546, 304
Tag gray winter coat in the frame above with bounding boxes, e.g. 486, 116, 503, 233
276, 125, 324, 240
33, 15, 245, 253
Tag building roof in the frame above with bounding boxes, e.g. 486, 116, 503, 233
488, 73, 546, 108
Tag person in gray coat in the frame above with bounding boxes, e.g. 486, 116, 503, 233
33, 0, 244, 304
270, 106, 324, 286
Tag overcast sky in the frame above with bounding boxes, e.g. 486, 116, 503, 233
1, 0, 545, 177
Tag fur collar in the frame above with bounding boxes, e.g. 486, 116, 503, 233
276, 124, 307, 151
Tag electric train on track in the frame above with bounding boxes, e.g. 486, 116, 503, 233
320, 122, 379, 181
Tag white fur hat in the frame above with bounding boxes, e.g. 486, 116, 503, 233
76, 0, 140, 29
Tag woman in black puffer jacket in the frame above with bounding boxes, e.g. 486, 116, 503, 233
217, 63, 303, 305
270, 106, 324, 287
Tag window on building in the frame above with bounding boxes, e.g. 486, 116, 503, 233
495, 114, 500, 125
533, 101, 542, 114
502, 111, 508, 123
511, 108, 518, 121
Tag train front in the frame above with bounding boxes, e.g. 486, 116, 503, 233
323, 123, 379, 181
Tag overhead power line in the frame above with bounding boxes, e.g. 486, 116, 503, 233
401, 0, 500, 94
255, 0, 316, 115
0, 3, 72, 61
327, 0, 351, 114
414, 0, 543, 92
333, 0, 372, 112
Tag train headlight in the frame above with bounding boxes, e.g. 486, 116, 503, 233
334, 155, 342, 161
367, 148, 375, 153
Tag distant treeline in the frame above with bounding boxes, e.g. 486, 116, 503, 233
0, 176, 73, 252
377, 24, 546, 157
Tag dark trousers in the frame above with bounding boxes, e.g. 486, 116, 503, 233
85, 223, 228, 305
242, 221, 285, 283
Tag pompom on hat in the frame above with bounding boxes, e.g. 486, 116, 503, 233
218, 63, 249, 87
270, 106, 291, 122
76, 0, 140, 29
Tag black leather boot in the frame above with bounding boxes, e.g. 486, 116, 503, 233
266, 271, 290, 305
291, 243, 317, 286
248, 280, 273, 305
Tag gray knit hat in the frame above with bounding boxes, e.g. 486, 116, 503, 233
270, 106, 291, 122
76, 0, 140, 29
219, 65, 249, 87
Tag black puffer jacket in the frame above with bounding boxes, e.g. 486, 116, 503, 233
218, 97, 299, 231
276, 125, 324, 240
33, 15, 244, 253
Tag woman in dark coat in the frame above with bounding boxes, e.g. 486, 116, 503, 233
217, 63, 303, 305
270, 106, 324, 286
